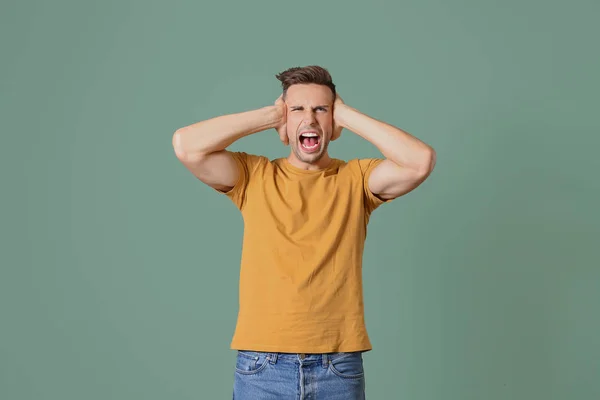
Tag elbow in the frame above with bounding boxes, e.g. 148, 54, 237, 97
172, 129, 187, 160
172, 128, 205, 163
417, 146, 436, 177
426, 146, 436, 172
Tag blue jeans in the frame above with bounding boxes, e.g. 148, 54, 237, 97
233, 350, 366, 399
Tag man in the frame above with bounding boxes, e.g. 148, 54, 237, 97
172, 66, 436, 399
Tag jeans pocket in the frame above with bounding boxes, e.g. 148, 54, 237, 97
235, 351, 271, 375
328, 352, 365, 379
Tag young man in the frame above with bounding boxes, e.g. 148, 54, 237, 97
172, 66, 436, 399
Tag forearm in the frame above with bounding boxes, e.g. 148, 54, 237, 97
335, 104, 434, 171
173, 105, 281, 156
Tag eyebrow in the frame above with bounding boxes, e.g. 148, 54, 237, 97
289, 105, 330, 109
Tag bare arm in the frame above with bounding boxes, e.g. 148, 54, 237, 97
172, 98, 285, 192
334, 96, 436, 200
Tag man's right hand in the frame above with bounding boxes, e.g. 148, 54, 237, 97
274, 94, 288, 146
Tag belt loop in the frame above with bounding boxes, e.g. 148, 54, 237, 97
268, 353, 278, 364
322, 353, 329, 368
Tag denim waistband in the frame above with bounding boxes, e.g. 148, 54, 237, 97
237, 350, 363, 368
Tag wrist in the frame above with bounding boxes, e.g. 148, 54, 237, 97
334, 103, 353, 128
262, 105, 283, 130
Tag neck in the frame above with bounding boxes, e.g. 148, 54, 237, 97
286, 151, 332, 171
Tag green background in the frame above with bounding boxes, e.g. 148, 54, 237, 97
2, 0, 598, 399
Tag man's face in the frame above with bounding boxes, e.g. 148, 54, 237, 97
284, 84, 334, 165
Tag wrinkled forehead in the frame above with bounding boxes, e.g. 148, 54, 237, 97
285, 84, 334, 105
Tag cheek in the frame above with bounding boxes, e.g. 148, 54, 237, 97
288, 113, 302, 125
319, 115, 333, 132
287, 116, 302, 133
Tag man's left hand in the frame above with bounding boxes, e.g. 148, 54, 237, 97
332, 94, 345, 141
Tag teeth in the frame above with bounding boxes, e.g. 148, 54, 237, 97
301, 132, 318, 137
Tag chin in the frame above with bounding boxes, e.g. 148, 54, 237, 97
293, 146, 323, 163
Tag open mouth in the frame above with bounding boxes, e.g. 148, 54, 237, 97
299, 131, 321, 153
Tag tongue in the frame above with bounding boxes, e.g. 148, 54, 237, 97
303, 137, 318, 147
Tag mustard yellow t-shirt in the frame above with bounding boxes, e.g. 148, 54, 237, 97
217, 152, 392, 353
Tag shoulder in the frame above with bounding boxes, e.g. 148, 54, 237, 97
228, 151, 272, 171
229, 151, 270, 163
341, 158, 386, 176
343, 158, 391, 212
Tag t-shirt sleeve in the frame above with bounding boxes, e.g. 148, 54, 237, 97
213, 151, 263, 210
358, 158, 394, 214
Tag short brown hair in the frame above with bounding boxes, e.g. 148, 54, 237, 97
275, 65, 336, 100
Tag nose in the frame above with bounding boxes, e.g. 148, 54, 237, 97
302, 110, 317, 125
